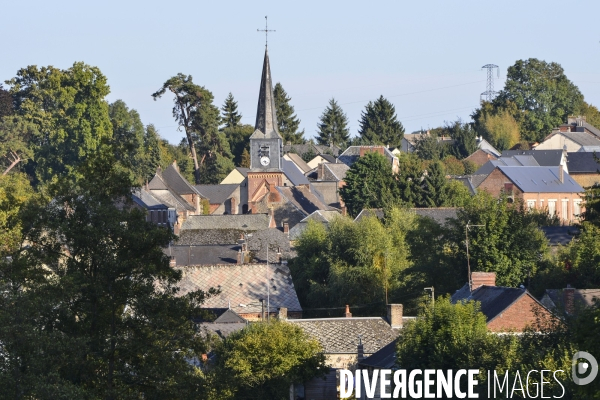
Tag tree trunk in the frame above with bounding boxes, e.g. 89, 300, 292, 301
186, 134, 201, 184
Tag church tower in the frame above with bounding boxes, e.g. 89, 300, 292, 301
246, 48, 285, 212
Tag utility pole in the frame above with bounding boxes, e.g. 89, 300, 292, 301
424, 287, 435, 307
466, 221, 485, 292
480, 64, 499, 102
267, 246, 270, 322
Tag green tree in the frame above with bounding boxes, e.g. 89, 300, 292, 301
576, 101, 600, 129
209, 321, 326, 399
273, 83, 304, 144
221, 92, 242, 129
240, 148, 251, 168
142, 124, 162, 181
414, 133, 448, 161
316, 98, 350, 147
421, 161, 448, 207
7, 63, 113, 183
223, 124, 253, 167
396, 153, 426, 207
0, 116, 36, 175
0, 85, 13, 118
339, 152, 398, 217
0, 173, 33, 253
0, 150, 212, 399
493, 59, 584, 142
108, 100, 146, 181
481, 110, 521, 151
447, 120, 477, 159
358, 96, 404, 148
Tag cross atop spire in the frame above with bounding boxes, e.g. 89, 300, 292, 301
257, 15, 275, 48
250, 47, 281, 139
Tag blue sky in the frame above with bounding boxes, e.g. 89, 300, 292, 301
3, 0, 600, 144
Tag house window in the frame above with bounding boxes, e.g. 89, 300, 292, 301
548, 200, 557, 217
561, 200, 569, 221
527, 200, 536, 211
574, 200, 582, 218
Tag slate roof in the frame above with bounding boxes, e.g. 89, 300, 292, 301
177, 214, 271, 245
282, 159, 310, 186
247, 228, 293, 263
276, 186, 333, 216
289, 211, 342, 240
578, 146, 600, 153
449, 174, 487, 194
250, 49, 282, 140
452, 285, 530, 323
354, 208, 385, 222
194, 184, 239, 205
540, 226, 579, 246
161, 163, 204, 196
314, 144, 341, 157
543, 289, 600, 310
312, 154, 336, 164
497, 166, 583, 193
323, 163, 350, 181
131, 188, 168, 210
475, 156, 540, 175
167, 245, 240, 265
175, 264, 302, 314
411, 208, 458, 226
150, 189, 196, 212
236, 167, 250, 178
285, 153, 312, 174
338, 146, 397, 167
359, 339, 397, 369
550, 131, 600, 147
197, 309, 248, 339
502, 150, 564, 167
567, 152, 600, 173
476, 138, 501, 157
288, 317, 399, 354
283, 143, 341, 158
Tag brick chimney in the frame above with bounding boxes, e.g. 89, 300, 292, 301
237, 250, 243, 265
345, 304, 352, 318
387, 304, 403, 328
471, 272, 496, 290
564, 285, 575, 315
269, 208, 276, 228
230, 197, 237, 215
559, 166, 564, 183
169, 256, 176, 268
318, 163, 325, 180
278, 307, 288, 320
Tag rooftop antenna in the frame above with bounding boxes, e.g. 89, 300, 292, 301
480, 64, 499, 102
257, 16, 275, 48
466, 221, 485, 292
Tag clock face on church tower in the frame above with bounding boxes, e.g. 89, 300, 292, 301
260, 156, 270, 166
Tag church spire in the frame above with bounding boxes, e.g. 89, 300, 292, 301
251, 48, 281, 139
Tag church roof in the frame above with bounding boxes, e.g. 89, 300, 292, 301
250, 48, 282, 140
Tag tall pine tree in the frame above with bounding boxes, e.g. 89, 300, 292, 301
316, 98, 350, 147
358, 96, 405, 148
273, 82, 304, 144
221, 92, 242, 129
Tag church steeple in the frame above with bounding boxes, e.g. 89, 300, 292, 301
251, 48, 281, 139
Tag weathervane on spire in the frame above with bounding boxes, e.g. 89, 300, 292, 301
257, 16, 275, 47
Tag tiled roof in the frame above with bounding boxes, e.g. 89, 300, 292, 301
323, 163, 350, 181
476, 138, 501, 157
175, 264, 302, 314
411, 208, 458, 226
310, 181, 342, 208
338, 146, 397, 168
452, 285, 528, 323
475, 156, 539, 175
557, 131, 600, 147
199, 322, 247, 339
502, 150, 563, 167
247, 228, 293, 263
277, 186, 333, 216
288, 317, 399, 354
181, 214, 270, 231
354, 208, 384, 222
544, 289, 600, 310
167, 245, 240, 265
285, 153, 312, 174
131, 188, 168, 210
359, 339, 397, 369
498, 166, 583, 193
283, 159, 310, 186
194, 184, 239, 205
161, 162, 204, 196
540, 226, 579, 246
150, 189, 196, 212
300, 210, 341, 223
567, 152, 600, 173
283, 143, 340, 158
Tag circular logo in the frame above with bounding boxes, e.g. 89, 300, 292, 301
572, 351, 598, 386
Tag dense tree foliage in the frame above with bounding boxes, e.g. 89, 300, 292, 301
0, 85, 13, 119
358, 96, 405, 148
480, 109, 521, 151
339, 152, 398, 217
7, 63, 113, 183
221, 92, 242, 129
0, 116, 36, 175
223, 124, 253, 167
206, 322, 326, 399
273, 83, 304, 144
108, 100, 146, 181
316, 98, 350, 148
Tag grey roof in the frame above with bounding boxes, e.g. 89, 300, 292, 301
276, 186, 333, 216
553, 131, 600, 147
497, 166, 583, 193
310, 181, 342, 208
214, 308, 247, 323
314, 144, 341, 157
502, 150, 563, 167
449, 174, 487, 194
411, 208, 458, 226
161, 163, 204, 196
235, 167, 250, 178
354, 208, 385, 222
476, 138, 501, 157
283, 143, 340, 158
475, 156, 540, 175
300, 210, 341, 223
452, 285, 529, 323
194, 184, 239, 205
285, 153, 312, 174
199, 322, 247, 339
578, 146, 600, 153
323, 163, 350, 181
282, 159, 310, 186
540, 226, 579, 246
150, 189, 196, 212
167, 245, 240, 265
131, 188, 168, 210
288, 317, 399, 354
544, 289, 600, 311
359, 339, 398, 369
315, 154, 336, 163
175, 264, 302, 314
247, 228, 293, 263
338, 146, 397, 167
250, 48, 282, 140
567, 152, 600, 173
177, 214, 271, 245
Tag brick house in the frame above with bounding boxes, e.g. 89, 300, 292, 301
477, 165, 584, 223
452, 272, 555, 332
566, 152, 600, 188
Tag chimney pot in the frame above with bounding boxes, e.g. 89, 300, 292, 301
345, 304, 352, 318
169, 256, 176, 268
283, 222, 289, 234
564, 286, 576, 315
